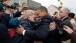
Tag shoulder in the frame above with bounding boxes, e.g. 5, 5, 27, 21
62, 19, 70, 23
62, 19, 73, 28
42, 14, 53, 19
20, 18, 30, 24
41, 14, 54, 23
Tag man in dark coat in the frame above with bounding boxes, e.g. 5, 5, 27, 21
16, 6, 61, 43
58, 7, 73, 43
0, 4, 10, 43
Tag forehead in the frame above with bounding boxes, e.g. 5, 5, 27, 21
36, 9, 41, 12
60, 8, 65, 12
60, 8, 64, 11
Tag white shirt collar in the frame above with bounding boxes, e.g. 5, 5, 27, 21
61, 17, 67, 21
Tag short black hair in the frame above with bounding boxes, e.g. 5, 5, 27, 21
68, 13, 75, 18
37, 6, 48, 13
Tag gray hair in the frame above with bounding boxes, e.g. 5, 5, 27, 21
63, 7, 70, 13
22, 10, 35, 19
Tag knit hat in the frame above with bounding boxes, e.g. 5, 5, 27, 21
0, 4, 5, 11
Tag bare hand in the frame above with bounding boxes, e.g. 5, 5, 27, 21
61, 41, 67, 43
19, 5, 29, 13
34, 41, 43, 43
16, 25, 24, 34
63, 25, 74, 34
49, 22, 56, 31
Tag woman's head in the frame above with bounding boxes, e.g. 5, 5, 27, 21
22, 10, 36, 22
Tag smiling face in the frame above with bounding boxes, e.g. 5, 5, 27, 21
36, 9, 46, 19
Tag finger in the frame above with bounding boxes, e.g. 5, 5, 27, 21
63, 28, 67, 30
63, 25, 68, 29
50, 22, 53, 25
19, 25, 22, 28
50, 23, 55, 27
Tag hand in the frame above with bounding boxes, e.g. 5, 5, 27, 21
18, 15, 24, 20
16, 25, 24, 34
61, 41, 67, 43
63, 25, 74, 34
19, 6, 29, 13
49, 22, 56, 31
5, 1, 12, 7
34, 41, 43, 43
73, 27, 76, 31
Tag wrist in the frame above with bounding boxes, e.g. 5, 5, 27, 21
22, 30, 26, 35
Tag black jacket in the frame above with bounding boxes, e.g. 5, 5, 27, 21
24, 14, 61, 43
58, 17, 73, 41
0, 23, 10, 43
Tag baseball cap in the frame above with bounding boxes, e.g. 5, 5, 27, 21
0, 4, 5, 11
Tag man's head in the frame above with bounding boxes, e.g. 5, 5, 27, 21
59, 7, 70, 19
68, 13, 75, 20
0, 4, 4, 16
36, 6, 48, 19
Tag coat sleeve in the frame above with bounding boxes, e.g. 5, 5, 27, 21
20, 20, 32, 30
71, 32, 76, 43
24, 17, 54, 40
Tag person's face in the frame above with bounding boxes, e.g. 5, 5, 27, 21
22, 4, 26, 7
28, 14, 35, 22
22, 3, 28, 7
36, 9, 45, 18
59, 8, 67, 18
34, 11, 39, 18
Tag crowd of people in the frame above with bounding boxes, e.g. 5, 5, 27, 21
0, 0, 76, 43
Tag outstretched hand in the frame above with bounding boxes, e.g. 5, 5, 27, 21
16, 25, 24, 34
63, 25, 73, 34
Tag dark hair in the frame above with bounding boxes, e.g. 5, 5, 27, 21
54, 12, 58, 15
68, 13, 75, 18
37, 6, 48, 13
